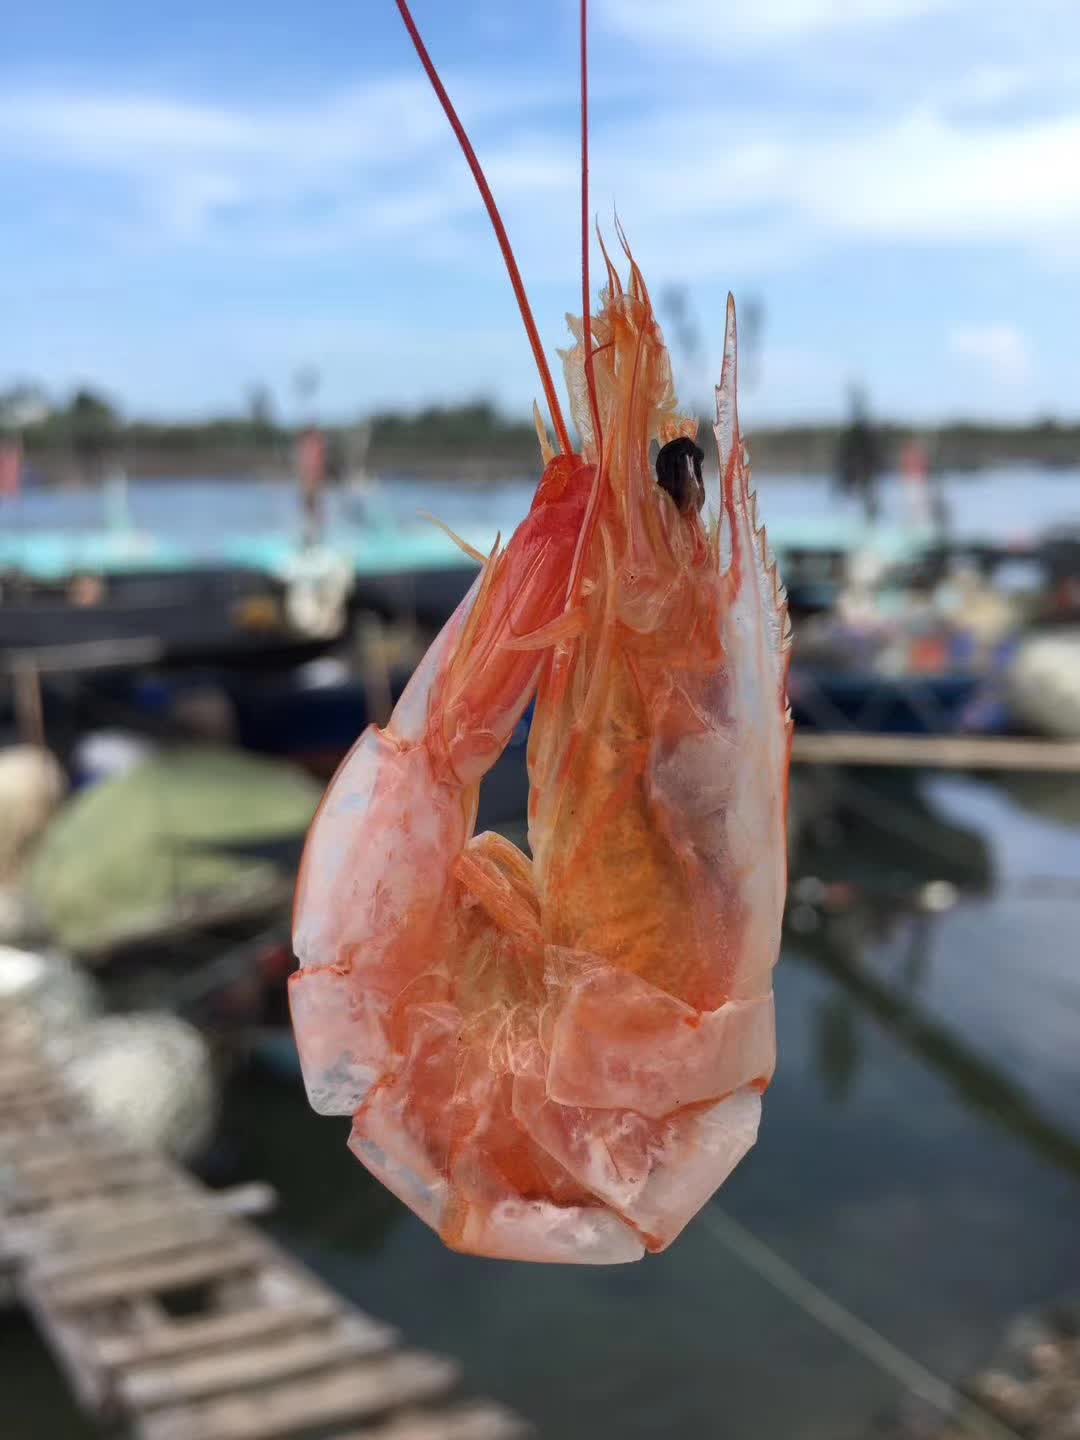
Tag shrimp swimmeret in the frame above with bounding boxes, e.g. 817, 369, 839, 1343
289, 0, 792, 1264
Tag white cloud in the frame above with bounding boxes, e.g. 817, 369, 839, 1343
3, 65, 1080, 286
948, 325, 1032, 385
805, 112, 1080, 241
582, 102, 1080, 283
600, 0, 952, 51
2, 0, 1080, 326
0, 73, 575, 251
950, 63, 1028, 107
3, 0, 1079, 423
0, 75, 515, 171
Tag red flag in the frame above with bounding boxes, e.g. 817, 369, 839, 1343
0, 439, 21, 499
297, 428, 326, 497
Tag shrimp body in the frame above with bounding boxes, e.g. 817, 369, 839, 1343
289, 265, 791, 1262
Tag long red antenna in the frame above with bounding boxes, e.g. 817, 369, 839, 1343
395, 0, 571, 457
580, 0, 603, 465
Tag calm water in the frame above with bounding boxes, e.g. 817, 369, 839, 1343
11, 771, 1079, 1440
5, 465, 1080, 554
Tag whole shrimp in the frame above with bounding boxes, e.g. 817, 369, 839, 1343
289, 0, 791, 1264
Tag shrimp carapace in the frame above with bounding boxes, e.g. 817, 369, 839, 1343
288, 0, 791, 1264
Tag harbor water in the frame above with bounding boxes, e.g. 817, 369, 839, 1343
4, 465, 1080, 558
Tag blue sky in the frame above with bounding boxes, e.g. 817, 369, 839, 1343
3, 0, 1079, 426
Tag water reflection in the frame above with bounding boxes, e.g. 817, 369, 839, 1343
816, 992, 861, 1104
899, 914, 937, 996
993, 770, 1080, 831
789, 770, 1080, 1179
792, 767, 995, 895
202, 1068, 407, 1255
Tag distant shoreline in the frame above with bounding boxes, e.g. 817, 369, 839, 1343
18, 437, 1080, 487
11, 389, 1080, 485
14, 406, 1080, 485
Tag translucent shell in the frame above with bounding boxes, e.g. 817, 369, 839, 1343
290, 286, 791, 1263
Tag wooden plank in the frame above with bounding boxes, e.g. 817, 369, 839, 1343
792, 731, 1080, 772
122, 1314, 397, 1409
0, 1111, 82, 1145
29, 1216, 247, 1283
20, 1184, 277, 1273
7, 1150, 171, 1193
0, 1106, 111, 1136
0, 636, 165, 675
20, 1180, 272, 1242
138, 1351, 460, 1440
34, 1234, 263, 1309
0, 1057, 55, 1089
0, 1180, 194, 1257
0, 1086, 72, 1109
0, 1122, 115, 1160
0, 1082, 74, 1115
10, 1139, 147, 1180
190, 1182, 277, 1222
0, 1050, 528, 1440
5, 1174, 191, 1220
0, 1066, 66, 1094
335, 1402, 531, 1440
6, 1155, 173, 1206
95, 1293, 344, 1371
18, 1255, 115, 1414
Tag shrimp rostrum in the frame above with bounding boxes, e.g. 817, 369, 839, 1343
289, 3, 791, 1266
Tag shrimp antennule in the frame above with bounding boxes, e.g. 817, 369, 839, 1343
394, 0, 571, 457
580, 0, 602, 468
561, 0, 607, 612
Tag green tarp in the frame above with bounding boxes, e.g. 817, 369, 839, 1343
28, 747, 322, 956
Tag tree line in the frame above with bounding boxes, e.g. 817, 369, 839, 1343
3, 385, 1078, 479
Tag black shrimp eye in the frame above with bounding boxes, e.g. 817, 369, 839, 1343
655, 436, 706, 515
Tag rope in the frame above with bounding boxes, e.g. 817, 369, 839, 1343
701, 1207, 1024, 1440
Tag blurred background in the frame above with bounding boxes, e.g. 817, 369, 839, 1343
2, 2, 1079, 1438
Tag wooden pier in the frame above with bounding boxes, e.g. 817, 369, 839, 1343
0, 1032, 528, 1440
792, 731, 1080, 772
